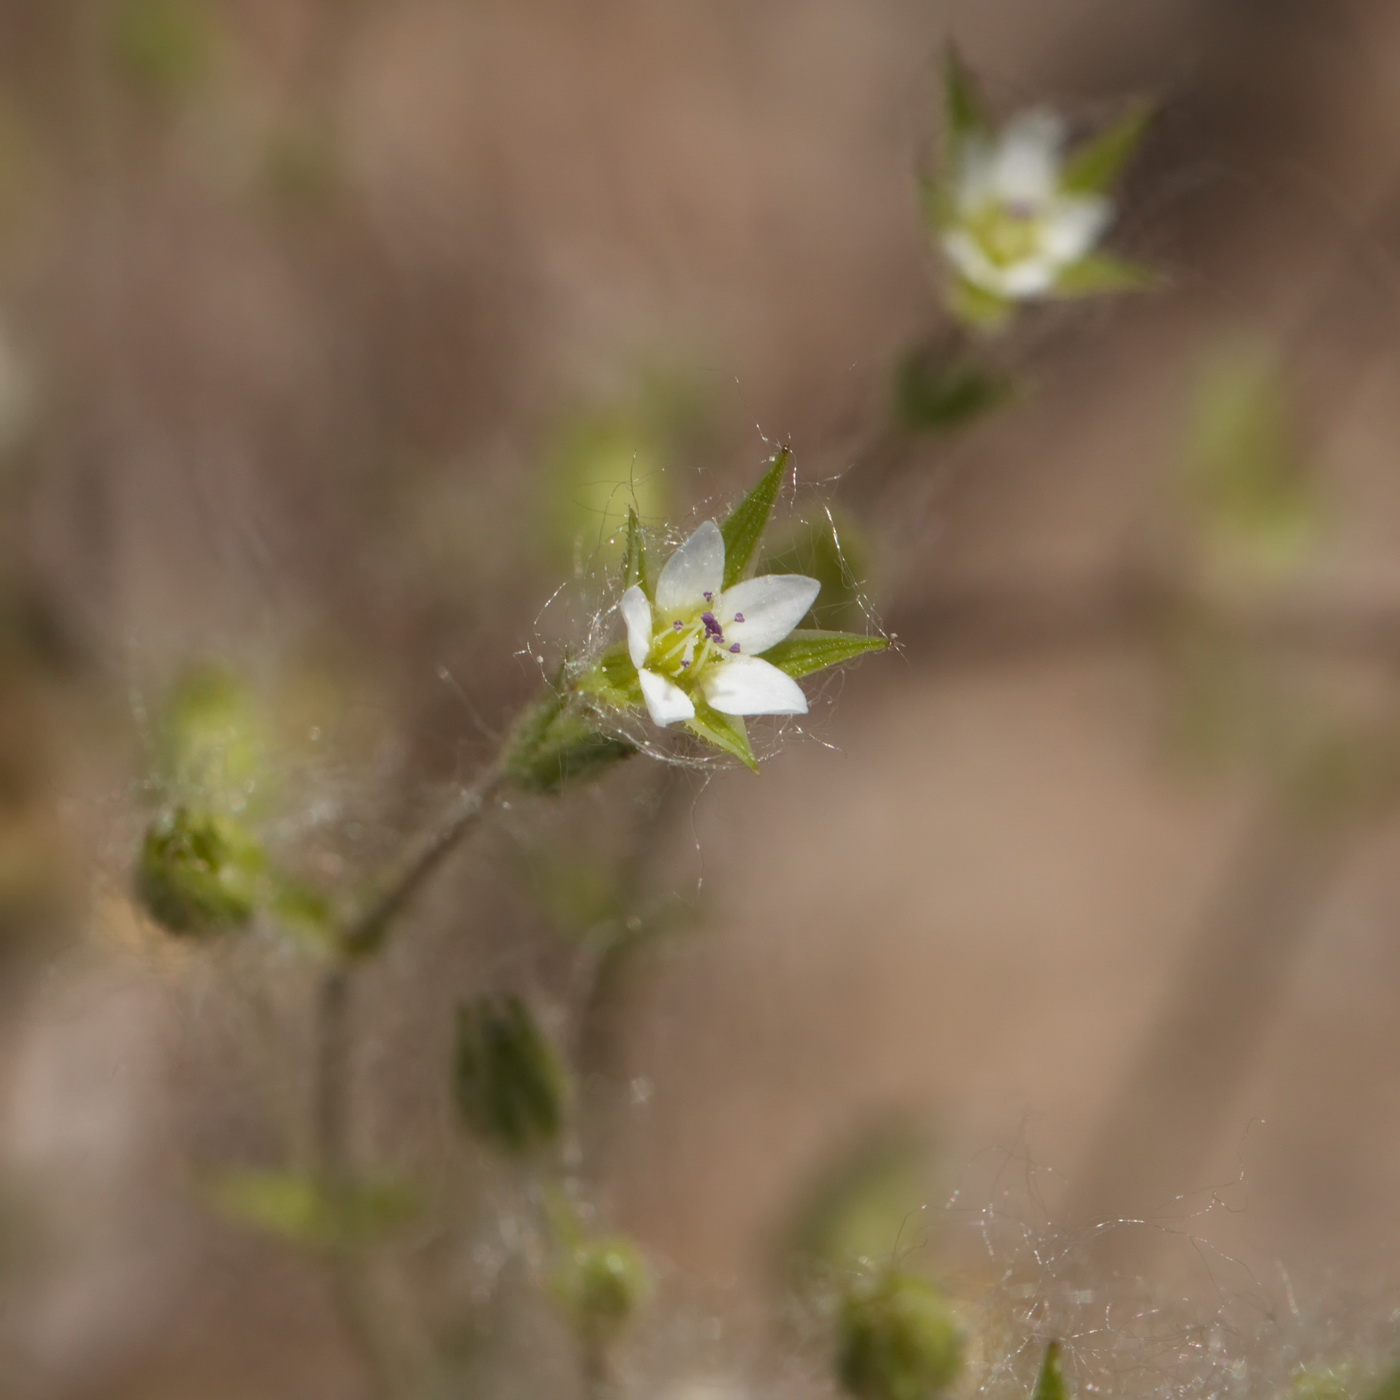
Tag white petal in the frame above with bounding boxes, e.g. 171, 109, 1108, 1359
990, 110, 1064, 207
638, 668, 696, 726
701, 655, 808, 717
655, 519, 725, 615
999, 255, 1060, 297
719, 574, 821, 655
1040, 195, 1112, 264
619, 585, 654, 670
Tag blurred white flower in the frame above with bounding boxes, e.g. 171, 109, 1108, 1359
619, 519, 818, 728
941, 110, 1111, 300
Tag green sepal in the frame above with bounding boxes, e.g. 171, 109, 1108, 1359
505, 684, 636, 794
686, 702, 758, 772
943, 44, 988, 152
1033, 1342, 1068, 1400
622, 505, 650, 592
947, 275, 1014, 333
896, 351, 1017, 435
453, 995, 569, 1155
1053, 253, 1158, 298
1061, 100, 1154, 196
200, 1168, 418, 1251
576, 643, 646, 711
720, 446, 791, 589
763, 630, 888, 681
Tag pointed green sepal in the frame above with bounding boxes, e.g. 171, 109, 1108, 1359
1053, 253, 1159, 298
944, 44, 988, 151
686, 702, 758, 772
1033, 1342, 1068, 1400
576, 643, 646, 711
948, 276, 1014, 333
623, 505, 650, 592
762, 630, 888, 681
1061, 100, 1154, 196
720, 446, 791, 589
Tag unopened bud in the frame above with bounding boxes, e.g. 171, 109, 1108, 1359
452, 995, 567, 1154
552, 1232, 650, 1349
134, 806, 259, 936
837, 1272, 963, 1400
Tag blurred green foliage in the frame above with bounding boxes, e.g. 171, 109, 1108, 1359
453, 995, 568, 1156
1032, 1341, 1068, 1400
1180, 347, 1322, 582
895, 352, 1017, 438
550, 1229, 650, 1352
201, 1168, 418, 1251
506, 687, 636, 795
108, 0, 219, 101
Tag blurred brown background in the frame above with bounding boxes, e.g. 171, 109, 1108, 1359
4, 0, 1400, 1396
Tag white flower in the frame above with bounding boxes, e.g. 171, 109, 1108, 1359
942, 110, 1111, 299
619, 519, 820, 728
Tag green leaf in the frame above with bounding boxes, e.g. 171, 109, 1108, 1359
1061, 100, 1154, 196
576, 644, 645, 711
896, 352, 1017, 435
505, 688, 635, 795
1053, 253, 1158, 298
200, 1169, 417, 1250
623, 506, 650, 592
1033, 1342, 1068, 1400
947, 275, 1014, 333
685, 703, 757, 772
134, 807, 261, 937
720, 447, 791, 589
762, 630, 888, 681
943, 44, 988, 150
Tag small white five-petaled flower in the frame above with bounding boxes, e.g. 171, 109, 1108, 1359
942, 110, 1111, 300
620, 519, 819, 728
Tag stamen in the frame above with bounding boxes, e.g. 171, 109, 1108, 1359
729, 643, 741, 653
701, 611, 724, 642
733, 612, 745, 623
673, 620, 683, 631
703, 592, 713, 602
680, 658, 691, 668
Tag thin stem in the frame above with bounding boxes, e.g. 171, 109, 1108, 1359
310, 761, 511, 1396
313, 962, 400, 1400
340, 765, 509, 958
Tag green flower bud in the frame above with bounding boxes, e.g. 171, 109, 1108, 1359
452, 995, 568, 1155
505, 688, 635, 795
551, 1232, 650, 1350
837, 1272, 964, 1400
134, 806, 259, 936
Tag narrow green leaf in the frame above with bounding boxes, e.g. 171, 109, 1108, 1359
944, 44, 988, 149
1033, 1341, 1068, 1400
576, 644, 644, 710
623, 506, 650, 592
685, 703, 757, 772
947, 275, 1014, 333
1053, 253, 1158, 298
1061, 101, 1154, 196
763, 630, 888, 681
720, 447, 791, 589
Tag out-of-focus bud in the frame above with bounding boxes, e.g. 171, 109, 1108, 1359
504, 688, 635, 795
836, 1271, 964, 1400
134, 806, 260, 936
452, 995, 568, 1155
551, 1231, 651, 1351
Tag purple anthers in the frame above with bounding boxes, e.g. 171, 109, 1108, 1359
733, 612, 745, 623
680, 658, 691, 668
673, 620, 684, 631
729, 643, 741, 653
701, 612, 724, 643
703, 592, 713, 602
